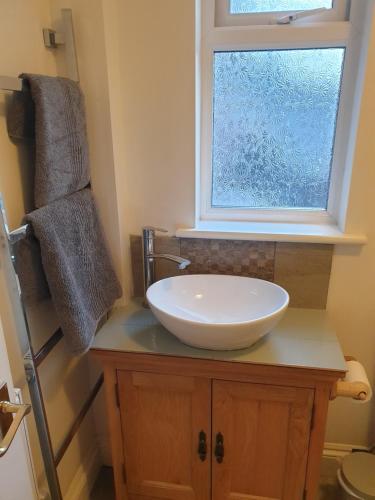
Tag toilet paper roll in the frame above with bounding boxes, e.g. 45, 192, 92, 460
336, 360, 373, 403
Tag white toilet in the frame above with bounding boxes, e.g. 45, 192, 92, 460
337, 452, 375, 499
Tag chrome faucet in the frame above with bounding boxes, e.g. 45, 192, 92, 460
142, 226, 191, 292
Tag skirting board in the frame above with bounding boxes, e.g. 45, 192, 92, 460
323, 441, 370, 460
64, 441, 102, 500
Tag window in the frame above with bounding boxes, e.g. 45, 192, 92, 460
198, 0, 371, 231
215, 0, 348, 27
230, 1, 333, 14
212, 48, 344, 210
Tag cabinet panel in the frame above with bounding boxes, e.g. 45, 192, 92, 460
212, 381, 313, 500
118, 371, 211, 500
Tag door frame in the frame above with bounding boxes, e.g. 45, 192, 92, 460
0, 312, 38, 499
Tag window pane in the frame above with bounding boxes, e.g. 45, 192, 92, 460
230, 0, 333, 14
212, 49, 344, 209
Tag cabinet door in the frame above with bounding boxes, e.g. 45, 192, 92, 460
118, 370, 211, 500
212, 380, 314, 500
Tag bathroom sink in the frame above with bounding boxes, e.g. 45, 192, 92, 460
146, 275, 289, 350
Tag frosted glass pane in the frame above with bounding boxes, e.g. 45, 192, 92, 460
212, 49, 344, 209
230, 0, 332, 13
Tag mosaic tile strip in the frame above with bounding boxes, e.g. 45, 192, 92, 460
180, 238, 275, 281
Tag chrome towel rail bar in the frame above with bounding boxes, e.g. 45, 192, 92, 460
0, 76, 23, 91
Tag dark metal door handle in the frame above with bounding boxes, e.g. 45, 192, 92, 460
198, 430, 207, 461
215, 432, 224, 463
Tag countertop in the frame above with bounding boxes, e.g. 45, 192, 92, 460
92, 299, 346, 373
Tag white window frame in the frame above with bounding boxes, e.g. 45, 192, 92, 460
197, 0, 372, 232
216, 0, 348, 26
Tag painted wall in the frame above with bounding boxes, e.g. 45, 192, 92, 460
115, 0, 196, 240
108, 0, 197, 385
325, 12, 375, 446
0, 0, 103, 496
114, 0, 375, 448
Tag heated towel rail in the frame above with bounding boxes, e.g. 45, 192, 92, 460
0, 10, 98, 498
1, 207, 103, 499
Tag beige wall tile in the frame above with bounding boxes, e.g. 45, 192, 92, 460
274, 243, 333, 309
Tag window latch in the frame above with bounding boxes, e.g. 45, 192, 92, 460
276, 7, 327, 25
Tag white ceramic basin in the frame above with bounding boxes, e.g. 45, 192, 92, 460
146, 275, 289, 350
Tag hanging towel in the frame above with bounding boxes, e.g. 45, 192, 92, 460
6, 84, 35, 140
7, 74, 90, 208
14, 235, 51, 305
25, 188, 122, 354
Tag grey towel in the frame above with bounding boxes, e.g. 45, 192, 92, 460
14, 235, 51, 305
7, 74, 90, 208
25, 189, 122, 354
6, 85, 35, 140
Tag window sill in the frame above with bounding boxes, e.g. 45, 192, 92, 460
176, 221, 367, 245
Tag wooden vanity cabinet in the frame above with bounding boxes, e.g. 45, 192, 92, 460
118, 371, 313, 500
92, 351, 341, 500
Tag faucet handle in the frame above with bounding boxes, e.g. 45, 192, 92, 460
142, 226, 168, 237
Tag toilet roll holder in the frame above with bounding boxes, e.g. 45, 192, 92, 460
332, 356, 371, 401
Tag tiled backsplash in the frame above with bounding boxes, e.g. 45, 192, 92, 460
130, 235, 333, 309
180, 238, 275, 280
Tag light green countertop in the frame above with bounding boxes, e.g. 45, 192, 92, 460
92, 300, 346, 373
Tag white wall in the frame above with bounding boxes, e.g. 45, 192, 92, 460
325, 12, 375, 446
113, 0, 375, 448
108, 0, 196, 311
116, 0, 196, 238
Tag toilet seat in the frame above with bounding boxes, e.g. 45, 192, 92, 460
339, 452, 375, 500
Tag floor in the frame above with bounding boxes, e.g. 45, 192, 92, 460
318, 456, 342, 500
90, 457, 342, 499
90, 467, 115, 500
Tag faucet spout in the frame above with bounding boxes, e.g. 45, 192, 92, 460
149, 253, 191, 270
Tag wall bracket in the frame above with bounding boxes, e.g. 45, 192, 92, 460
43, 9, 79, 82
